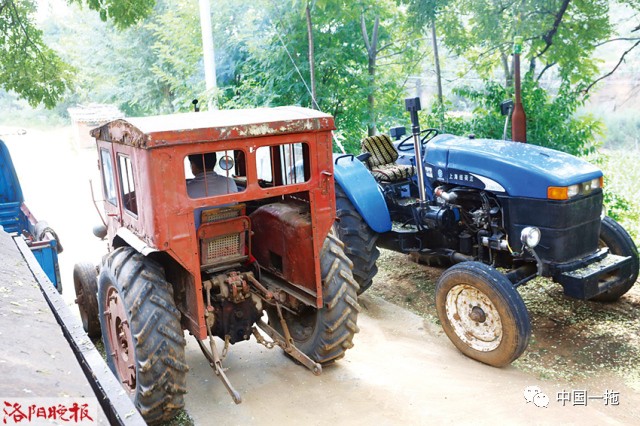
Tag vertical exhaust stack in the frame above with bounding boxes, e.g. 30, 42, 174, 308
405, 97, 427, 204
512, 36, 527, 143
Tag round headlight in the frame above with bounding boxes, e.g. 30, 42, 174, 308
521, 227, 541, 249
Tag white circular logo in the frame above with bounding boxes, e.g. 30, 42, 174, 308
533, 393, 550, 408
524, 386, 549, 408
524, 386, 540, 403
437, 169, 443, 178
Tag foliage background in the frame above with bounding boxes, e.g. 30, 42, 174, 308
1, 0, 639, 242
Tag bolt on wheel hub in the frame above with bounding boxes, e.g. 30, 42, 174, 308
469, 306, 487, 323
445, 284, 503, 352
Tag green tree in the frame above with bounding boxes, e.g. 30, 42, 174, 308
429, 75, 603, 156
222, 0, 422, 150
437, 0, 639, 88
405, 0, 450, 129
0, 0, 155, 108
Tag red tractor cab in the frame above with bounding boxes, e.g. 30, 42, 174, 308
74, 107, 359, 424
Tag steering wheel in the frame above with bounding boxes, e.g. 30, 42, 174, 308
397, 128, 439, 152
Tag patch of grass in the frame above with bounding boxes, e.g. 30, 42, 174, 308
92, 337, 106, 359
161, 409, 194, 426
514, 277, 640, 388
587, 149, 640, 246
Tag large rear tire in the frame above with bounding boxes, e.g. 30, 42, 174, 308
435, 262, 531, 367
590, 216, 639, 302
273, 231, 360, 364
73, 262, 101, 338
98, 247, 188, 425
335, 184, 379, 294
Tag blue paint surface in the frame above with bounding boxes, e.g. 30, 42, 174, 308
333, 154, 392, 233
1, 139, 61, 290
397, 135, 602, 198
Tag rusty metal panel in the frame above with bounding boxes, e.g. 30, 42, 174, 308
93, 106, 338, 338
91, 107, 335, 149
250, 202, 317, 296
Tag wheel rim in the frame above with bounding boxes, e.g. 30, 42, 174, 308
104, 286, 136, 392
285, 307, 317, 343
444, 284, 503, 352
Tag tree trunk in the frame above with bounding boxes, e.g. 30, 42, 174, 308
501, 51, 512, 88
305, 3, 318, 109
367, 56, 376, 136
431, 19, 444, 130
361, 14, 379, 136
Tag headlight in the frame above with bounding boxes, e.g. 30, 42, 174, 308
567, 184, 580, 198
547, 176, 604, 200
591, 177, 603, 189
521, 227, 541, 249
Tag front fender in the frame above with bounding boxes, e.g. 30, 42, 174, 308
333, 154, 391, 233
114, 227, 158, 256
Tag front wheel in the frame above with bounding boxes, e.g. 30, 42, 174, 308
98, 247, 188, 425
272, 231, 360, 364
589, 216, 639, 302
435, 262, 531, 367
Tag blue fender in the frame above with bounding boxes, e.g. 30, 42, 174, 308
333, 154, 392, 233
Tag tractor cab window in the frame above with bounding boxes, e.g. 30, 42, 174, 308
256, 142, 309, 187
184, 150, 246, 199
117, 154, 137, 215
100, 148, 117, 206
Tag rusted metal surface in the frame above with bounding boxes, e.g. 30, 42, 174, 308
102, 285, 137, 393
250, 202, 317, 297
255, 319, 322, 375
512, 51, 527, 142
93, 107, 336, 339
90, 107, 335, 148
444, 284, 503, 352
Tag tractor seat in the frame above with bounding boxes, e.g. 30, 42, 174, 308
361, 134, 416, 183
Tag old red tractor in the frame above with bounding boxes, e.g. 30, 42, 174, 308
73, 107, 360, 424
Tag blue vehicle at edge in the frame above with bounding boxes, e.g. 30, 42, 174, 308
333, 98, 638, 367
0, 138, 62, 291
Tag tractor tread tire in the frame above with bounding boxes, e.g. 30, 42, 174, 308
73, 262, 101, 338
335, 184, 379, 294
436, 262, 531, 367
590, 216, 639, 303
276, 231, 360, 365
310, 232, 360, 363
98, 247, 187, 425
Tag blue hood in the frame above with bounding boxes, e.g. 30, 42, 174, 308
406, 135, 602, 199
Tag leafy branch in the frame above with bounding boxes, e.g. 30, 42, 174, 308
583, 39, 640, 94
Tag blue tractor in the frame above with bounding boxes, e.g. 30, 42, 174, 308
0, 138, 63, 291
333, 98, 638, 367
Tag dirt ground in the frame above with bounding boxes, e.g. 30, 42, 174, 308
371, 249, 640, 392
3, 126, 640, 425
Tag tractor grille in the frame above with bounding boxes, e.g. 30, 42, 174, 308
201, 206, 242, 224
503, 191, 603, 263
204, 234, 241, 263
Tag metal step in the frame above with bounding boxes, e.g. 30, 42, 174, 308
556, 253, 635, 299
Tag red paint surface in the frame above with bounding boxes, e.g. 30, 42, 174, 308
93, 107, 336, 339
